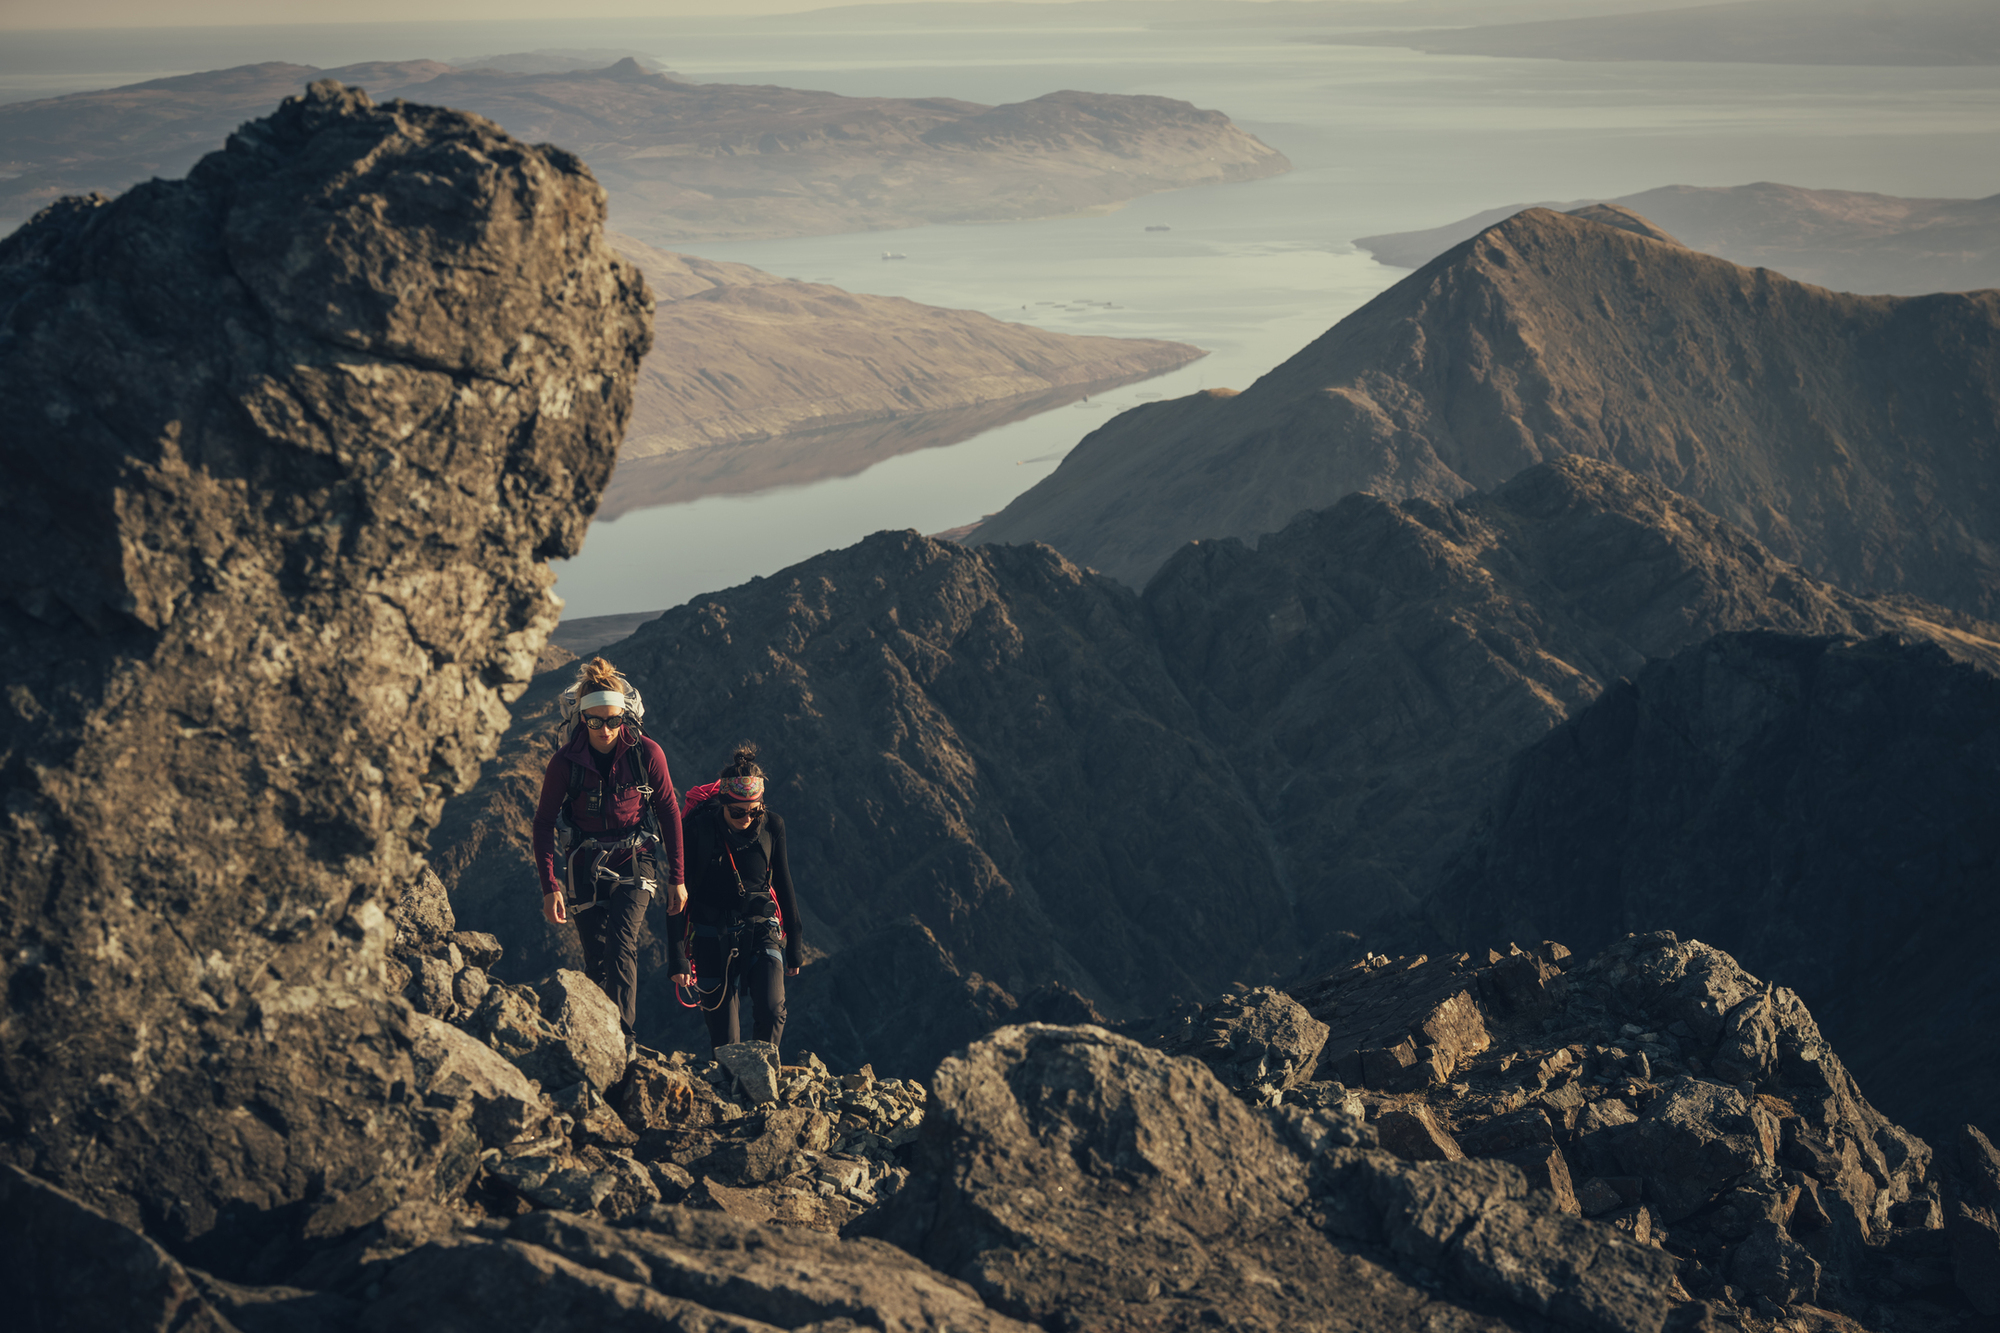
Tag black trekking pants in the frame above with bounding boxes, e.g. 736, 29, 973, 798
691, 931, 787, 1054
576, 883, 649, 1033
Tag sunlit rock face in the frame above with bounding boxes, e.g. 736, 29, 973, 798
0, 78, 651, 1269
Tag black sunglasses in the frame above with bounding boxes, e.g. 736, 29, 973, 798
582, 714, 625, 731
724, 802, 762, 816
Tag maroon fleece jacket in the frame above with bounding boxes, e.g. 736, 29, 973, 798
532, 728, 685, 896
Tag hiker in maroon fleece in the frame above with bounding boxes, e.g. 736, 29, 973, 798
666, 743, 804, 1054
532, 656, 686, 1033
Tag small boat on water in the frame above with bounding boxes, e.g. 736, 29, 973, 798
1145, 224, 1171, 232
881, 251, 907, 260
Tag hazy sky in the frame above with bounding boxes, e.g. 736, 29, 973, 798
3, 0, 1346, 29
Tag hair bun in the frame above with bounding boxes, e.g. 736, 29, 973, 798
579, 655, 626, 693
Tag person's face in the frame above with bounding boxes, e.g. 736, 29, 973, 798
582, 705, 625, 754
724, 799, 760, 829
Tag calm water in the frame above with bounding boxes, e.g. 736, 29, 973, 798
8, 16, 1998, 615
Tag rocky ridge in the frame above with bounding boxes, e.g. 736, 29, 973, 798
973, 205, 2000, 615
1428, 630, 2000, 1144
0, 59, 1289, 241
24, 893, 1998, 1330
437, 454, 2000, 1126
6, 48, 1997, 1333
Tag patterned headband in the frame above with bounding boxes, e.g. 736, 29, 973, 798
719, 775, 765, 802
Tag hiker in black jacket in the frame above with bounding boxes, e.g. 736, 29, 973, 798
667, 743, 804, 1053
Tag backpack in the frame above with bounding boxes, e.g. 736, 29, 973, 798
557, 680, 645, 728
683, 788, 778, 923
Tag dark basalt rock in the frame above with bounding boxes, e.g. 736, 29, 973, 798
873, 1020, 1681, 1333
1135, 932, 1991, 1325
441, 454, 2000, 1097
1429, 630, 2000, 1144
0, 77, 650, 1270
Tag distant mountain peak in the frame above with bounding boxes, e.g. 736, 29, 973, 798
977, 201, 2000, 618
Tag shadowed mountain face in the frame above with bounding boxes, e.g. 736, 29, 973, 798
974, 208, 2000, 616
438, 456, 2000, 1093
1429, 630, 2000, 1143
0, 59, 1289, 241
1355, 182, 2000, 296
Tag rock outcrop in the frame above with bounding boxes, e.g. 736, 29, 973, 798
974, 205, 2000, 616
1355, 181, 2000, 296
0, 78, 650, 1267
1429, 630, 2000, 1145
0, 59, 1290, 242
1126, 933, 1994, 1326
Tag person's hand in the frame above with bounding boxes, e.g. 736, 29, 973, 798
542, 890, 567, 925
666, 882, 688, 914
670, 972, 693, 987
786, 965, 801, 977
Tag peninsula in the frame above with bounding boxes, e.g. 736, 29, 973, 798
0, 58, 1290, 241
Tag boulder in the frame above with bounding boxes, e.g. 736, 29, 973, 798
1177, 986, 1331, 1104
1728, 1219, 1821, 1306
1321, 1153, 1681, 1333
715, 1040, 782, 1106
366, 1207, 1039, 1332
451, 930, 505, 970
532, 969, 629, 1093
1376, 1105, 1466, 1162
613, 1055, 721, 1134
1503, 1144, 1581, 1215
1619, 1079, 1776, 1223
1288, 953, 1494, 1091
408, 1015, 545, 1148
452, 965, 492, 1012
879, 1022, 1677, 1332
390, 865, 457, 959
708, 1106, 835, 1184
407, 953, 457, 1017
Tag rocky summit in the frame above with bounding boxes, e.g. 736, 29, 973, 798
0, 79, 651, 1271
973, 205, 2000, 616
4, 50, 1997, 1333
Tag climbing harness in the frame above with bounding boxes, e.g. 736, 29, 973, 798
674, 804, 784, 1009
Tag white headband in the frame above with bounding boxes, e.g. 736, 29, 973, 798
578, 690, 626, 711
